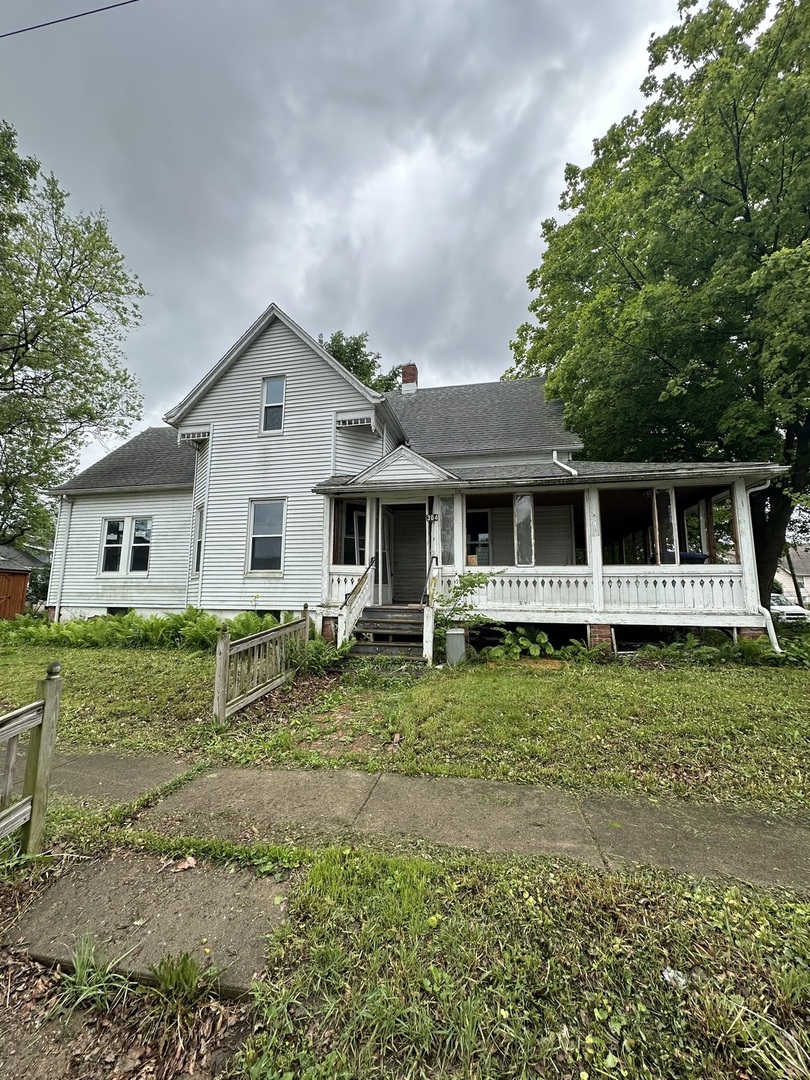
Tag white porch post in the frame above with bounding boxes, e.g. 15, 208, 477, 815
321, 496, 332, 607
454, 493, 465, 574
732, 479, 762, 613
367, 494, 378, 605
585, 486, 604, 615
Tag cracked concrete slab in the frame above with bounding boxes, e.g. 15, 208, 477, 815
354, 773, 605, 865
12, 748, 186, 803
136, 767, 379, 843
14, 852, 287, 995
582, 795, 810, 892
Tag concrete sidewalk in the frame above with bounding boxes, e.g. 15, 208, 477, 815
9, 755, 808, 996
24, 751, 809, 894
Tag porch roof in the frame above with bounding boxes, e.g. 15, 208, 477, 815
314, 458, 786, 494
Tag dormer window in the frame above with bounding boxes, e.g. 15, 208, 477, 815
261, 376, 285, 432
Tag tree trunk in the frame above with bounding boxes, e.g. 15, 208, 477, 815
750, 487, 794, 608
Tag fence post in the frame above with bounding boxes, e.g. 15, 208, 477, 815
213, 626, 230, 727
302, 603, 309, 641
20, 661, 62, 855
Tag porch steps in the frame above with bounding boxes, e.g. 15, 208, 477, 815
349, 605, 425, 659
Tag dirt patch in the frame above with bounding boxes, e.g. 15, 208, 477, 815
0, 945, 249, 1079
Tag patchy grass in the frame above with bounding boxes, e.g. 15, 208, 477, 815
235, 848, 810, 1079
2, 648, 809, 812
215, 663, 810, 813
0, 646, 216, 754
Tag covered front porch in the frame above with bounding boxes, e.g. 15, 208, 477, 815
318, 463, 776, 654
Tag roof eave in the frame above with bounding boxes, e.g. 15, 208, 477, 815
51, 483, 194, 497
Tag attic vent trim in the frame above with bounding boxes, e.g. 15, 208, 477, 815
178, 429, 210, 443
336, 416, 373, 428
552, 450, 578, 477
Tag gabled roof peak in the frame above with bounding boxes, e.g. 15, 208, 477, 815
164, 302, 386, 426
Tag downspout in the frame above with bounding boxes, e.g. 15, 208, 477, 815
53, 496, 72, 623
552, 450, 578, 477
746, 478, 782, 653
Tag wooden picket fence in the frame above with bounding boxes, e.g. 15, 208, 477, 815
0, 662, 62, 854
213, 608, 309, 726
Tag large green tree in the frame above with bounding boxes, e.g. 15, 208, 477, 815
509, 0, 810, 603
0, 121, 144, 547
319, 329, 401, 393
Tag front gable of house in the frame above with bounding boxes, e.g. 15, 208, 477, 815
164, 304, 395, 438
349, 445, 458, 488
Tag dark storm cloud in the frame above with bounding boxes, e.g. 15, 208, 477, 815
0, 0, 676, 456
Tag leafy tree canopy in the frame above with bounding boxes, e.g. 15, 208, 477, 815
508, 0, 810, 602
319, 329, 401, 393
0, 120, 144, 547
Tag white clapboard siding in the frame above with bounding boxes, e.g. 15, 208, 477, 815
535, 506, 575, 564
335, 427, 383, 475
180, 320, 382, 611
365, 456, 446, 486
48, 490, 193, 617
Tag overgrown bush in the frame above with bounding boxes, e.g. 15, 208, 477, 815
0, 607, 293, 652
486, 625, 554, 660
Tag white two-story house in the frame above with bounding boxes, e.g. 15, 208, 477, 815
47, 303, 785, 653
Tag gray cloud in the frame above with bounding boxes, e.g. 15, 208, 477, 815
0, 0, 675, 462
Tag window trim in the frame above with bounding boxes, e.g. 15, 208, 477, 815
192, 504, 204, 576
247, 498, 285, 575
259, 376, 286, 435
99, 516, 152, 576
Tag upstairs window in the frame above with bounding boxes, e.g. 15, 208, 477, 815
250, 500, 284, 571
101, 517, 152, 574
261, 376, 285, 432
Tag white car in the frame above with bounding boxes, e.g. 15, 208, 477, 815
770, 594, 809, 623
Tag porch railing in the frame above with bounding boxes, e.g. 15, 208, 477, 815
422, 556, 440, 662
438, 565, 750, 618
440, 569, 596, 611
337, 557, 376, 646
602, 565, 745, 613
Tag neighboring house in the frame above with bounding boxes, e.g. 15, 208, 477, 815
47, 303, 786, 651
0, 545, 45, 619
775, 546, 810, 605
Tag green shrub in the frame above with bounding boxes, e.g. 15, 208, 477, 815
486, 624, 554, 661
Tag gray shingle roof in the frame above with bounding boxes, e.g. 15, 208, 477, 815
386, 378, 582, 456
0, 545, 45, 571
53, 427, 196, 493
452, 460, 784, 483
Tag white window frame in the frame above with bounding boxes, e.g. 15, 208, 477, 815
259, 376, 286, 435
247, 499, 285, 574
99, 516, 152, 576
192, 504, 204, 576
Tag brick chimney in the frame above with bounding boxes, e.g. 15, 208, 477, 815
401, 362, 418, 394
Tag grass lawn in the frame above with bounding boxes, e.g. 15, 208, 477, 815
0, 646, 215, 754
238, 849, 810, 1078
1, 647, 809, 812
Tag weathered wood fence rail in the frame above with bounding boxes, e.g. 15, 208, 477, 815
213, 610, 308, 726
0, 662, 62, 854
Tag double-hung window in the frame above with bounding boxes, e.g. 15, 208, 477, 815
261, 377, 285, 432
101, 517, 152, 574
249, 500, 284, 571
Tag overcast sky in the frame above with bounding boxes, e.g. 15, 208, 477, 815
1, 0, 676, 464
